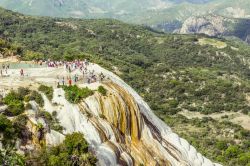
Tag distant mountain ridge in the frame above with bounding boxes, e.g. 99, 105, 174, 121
1, 0, 250, 43
0, 0, 173, 18
177, 15, 250, 44
0, 0, 249, 22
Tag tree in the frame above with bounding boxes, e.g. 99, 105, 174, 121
225, 145, 241, 159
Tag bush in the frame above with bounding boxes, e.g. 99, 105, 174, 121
98, 86, 107, 96
168, 99, 179, 108
38, 111, 63, 133
225, 145, 241, 159
242, 108, 249, 115
38, 111, 53, 123
3, 91, 22, 104
4, 100, 24, 116
38, 85, 53, 101
29, 133, 97, 165
63, 85, 93, 103
13, 115, 31, 142
3, 91, 25, 116
0, 114, 16, 144
17, 87, 30, 99
216, 141, 228, 150
239, 152, 250, 165
29, 91, 44, 107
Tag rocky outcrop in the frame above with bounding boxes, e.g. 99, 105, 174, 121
179, 14, 250, 44
179, 15, 228, 36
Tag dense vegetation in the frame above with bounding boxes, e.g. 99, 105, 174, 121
162, 115, 250, 166
0, 87, 52, 146
1, 7, 250, 165
0, 87, 95, 165
27, 132, 97, 166
63, 85, 94, 104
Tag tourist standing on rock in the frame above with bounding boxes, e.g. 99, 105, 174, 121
20, 69, 24, 76
62, 77, 65, 86
57, 77, 60, 88
74, 74, 78, 83
99, 72, 105, 81
69, 78, 72, 86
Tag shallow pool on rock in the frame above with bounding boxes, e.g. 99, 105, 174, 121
0, 62, 46, 69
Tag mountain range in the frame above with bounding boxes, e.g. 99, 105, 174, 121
1, 0, 250, 44
1, 0, 250, 23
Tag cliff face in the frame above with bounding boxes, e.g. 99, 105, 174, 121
179, 15, 250, 44
179, 15, 227, 36
0, 63, 221, 166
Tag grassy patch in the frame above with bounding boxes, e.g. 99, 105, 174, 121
198, 38, 227, 49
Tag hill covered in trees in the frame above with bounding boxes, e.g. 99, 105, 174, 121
0, 7, 250, 165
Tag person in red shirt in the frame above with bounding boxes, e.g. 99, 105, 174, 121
69, 78, 72, 86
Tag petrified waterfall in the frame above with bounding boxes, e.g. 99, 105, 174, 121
42, 64, 221, 166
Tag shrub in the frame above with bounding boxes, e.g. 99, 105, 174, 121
168, 99, 179, 108
3, 91, 25, 116
63, 85, 93, 103
225, 145, 241, 159
0, 114, 16, 143
4, 100, 24, 116
242, 108, 249, 115
13, 115, 31, 142
17, 87, 30, 99
239, 152, 250, 165
216, 140, 228, 150
38, 111, 63, 133
29, 91, 44, 107
98, 86, 107, 96
38, 85, 53, 101
38, 111, 53, 123
3, 91, 22, 104
29, 133, 97, 165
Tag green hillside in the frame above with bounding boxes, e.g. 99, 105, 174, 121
0, 8, 250, 165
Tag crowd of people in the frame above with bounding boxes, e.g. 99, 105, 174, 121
52, 59, 106, 87
0, 59, 107, 86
